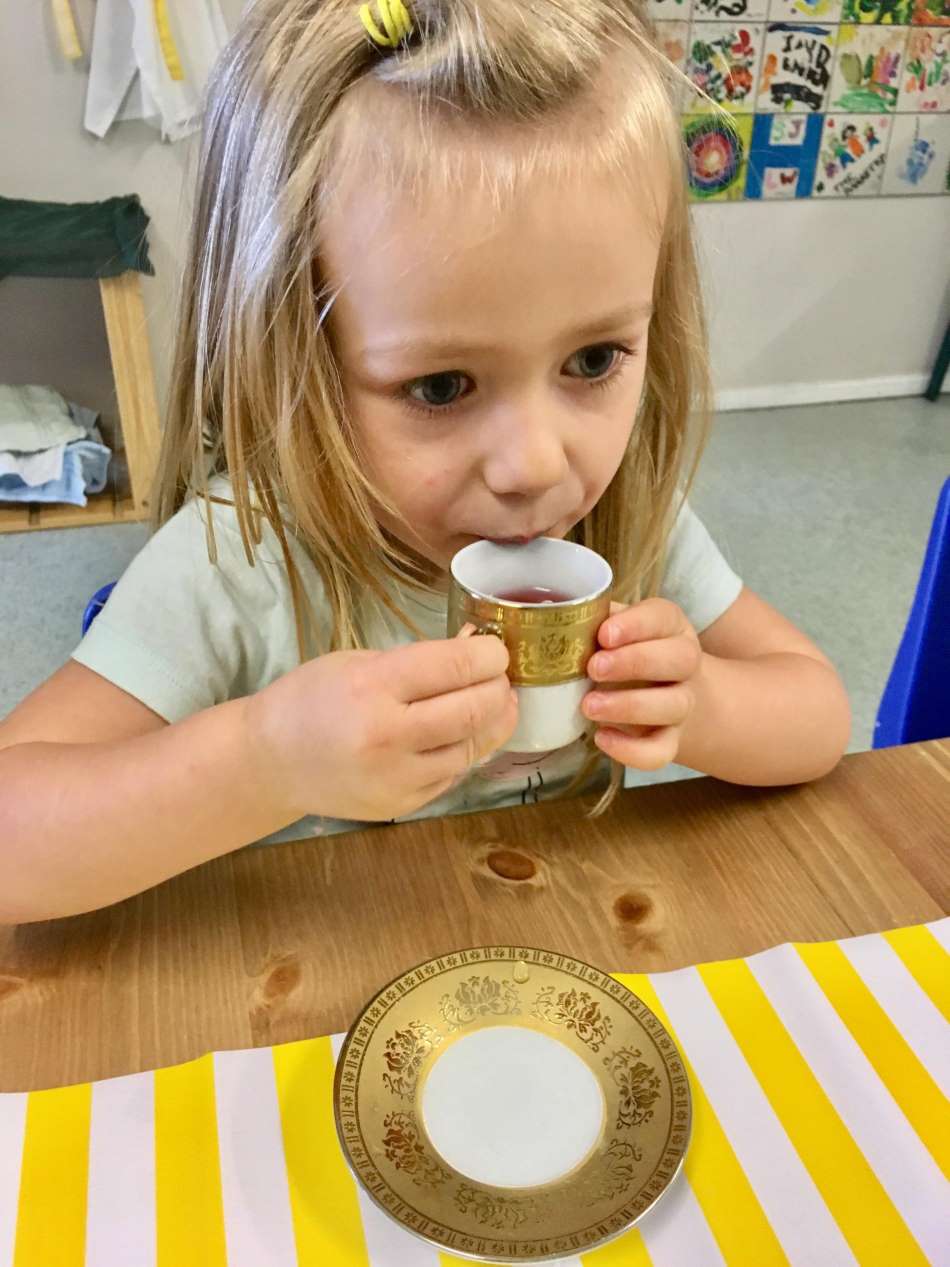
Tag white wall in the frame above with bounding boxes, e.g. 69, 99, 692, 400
695, 198, 950, 410
1, 0, 947, 425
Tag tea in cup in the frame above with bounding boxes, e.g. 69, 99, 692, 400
447, 538, 612, 751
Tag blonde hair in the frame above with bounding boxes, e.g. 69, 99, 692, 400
155, 0, 711, 799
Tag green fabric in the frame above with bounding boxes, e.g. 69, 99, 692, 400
0, 194, 154, 281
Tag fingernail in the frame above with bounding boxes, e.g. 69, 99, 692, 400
585, 693, 603, 717
591, 653, 611, 677
601, 624, 618, 648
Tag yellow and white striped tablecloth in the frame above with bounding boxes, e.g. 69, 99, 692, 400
1, 920, 947, 1267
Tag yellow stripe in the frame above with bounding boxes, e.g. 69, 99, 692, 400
700, 959, 929, 1267
51, 0, 83, 59
14, 1082, 91, 1267
153, 0, 184, 80
154, 1054, 228, 1267
798, 941, 950, 1180
884, 925, 950, 1024
273, 1037, 370, 1266
613, 973, 790, 1267
581, 1226, 653, 1265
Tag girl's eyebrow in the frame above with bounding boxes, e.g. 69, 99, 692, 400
361, 302, 654, 366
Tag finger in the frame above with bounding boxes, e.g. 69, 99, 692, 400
405, 674, 514, 753
594, 724, 681, 771
598, 598, 687, 650
384, 635, 510, 703
588, 635, 700, 685
419, 691, 519, 778
583, 685, 692, 728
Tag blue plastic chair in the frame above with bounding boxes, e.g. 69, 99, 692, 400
874, 477, 950, 748
81, 582, 116, 637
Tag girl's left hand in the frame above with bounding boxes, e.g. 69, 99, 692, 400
581, 598, 703, 771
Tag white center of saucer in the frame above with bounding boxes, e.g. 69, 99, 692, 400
421, 1026, 605, 1188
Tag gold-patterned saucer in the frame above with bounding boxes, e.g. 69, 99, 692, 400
333, 946, 691, 1263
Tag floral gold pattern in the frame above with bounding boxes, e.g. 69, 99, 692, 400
334, 945, 690, 1261
382, 1112, 452, 1189
455, 1184, 542, 1230
518, 632, 588, 682
603, 1047, 662, 1130
382, 1020, 441, 1099
583, 1138, 644, 1206
439, 975, 521, 1029
447, 585, 610, 686
532, 987, 613, 1051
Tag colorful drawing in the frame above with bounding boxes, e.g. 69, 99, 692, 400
646, 0, 694, 17
898, 28, 950, 110
746, 111, 824, 193
757, 23, 836, 109
911, 0, 950, 25
693, 0, 769, 19
882, 112, 950, 190
683, 112, 755, 197
655, 20, 691, 71
841, 0, 912, 23
687, 23, 766, 110
768, 0, 843, 21
830, 25, 907, 111
812, 113, 891, 192
662, 0, 948, 202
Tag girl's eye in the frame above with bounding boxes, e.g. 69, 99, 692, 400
564, 343, 627, 381
406, 371, 472, 409
400, 344, 632, 416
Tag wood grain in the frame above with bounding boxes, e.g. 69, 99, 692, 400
98, 272, 161, 516
1, 741, 947, 1092
0, 493, 146, 535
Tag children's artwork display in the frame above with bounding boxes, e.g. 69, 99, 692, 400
746, 111, 825, 193
649, 0, 949, 196
687, 23, 767, 110
813, 113, 891, 193
882, 110, 950, 188
757, 23, 837, 110
684, 112, 755, 196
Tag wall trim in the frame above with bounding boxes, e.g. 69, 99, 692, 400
715, 373, 948, 414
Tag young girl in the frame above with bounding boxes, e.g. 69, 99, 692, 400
0, 0, 850, 922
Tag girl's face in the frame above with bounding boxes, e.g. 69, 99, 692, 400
323, 159, 663, 573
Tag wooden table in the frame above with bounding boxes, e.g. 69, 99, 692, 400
2, 741, 948, 1093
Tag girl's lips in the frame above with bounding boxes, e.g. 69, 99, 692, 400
482, 525, 560, 544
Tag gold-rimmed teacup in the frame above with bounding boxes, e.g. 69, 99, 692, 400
448, 538, 612, 752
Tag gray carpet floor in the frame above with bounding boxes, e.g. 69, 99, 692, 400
3, 396, 948, 762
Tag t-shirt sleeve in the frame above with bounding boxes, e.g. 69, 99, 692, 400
71, 498, 299, 723
659, 500, 743, 632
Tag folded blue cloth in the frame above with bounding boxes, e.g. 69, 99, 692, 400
0, 401, 111, 507
0, 438, 111, 506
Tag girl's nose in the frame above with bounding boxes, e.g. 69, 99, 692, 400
482, 410, 569, 499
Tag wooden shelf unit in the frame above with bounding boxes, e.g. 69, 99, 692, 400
0, 270, 161, 534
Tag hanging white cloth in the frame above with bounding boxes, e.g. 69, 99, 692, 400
84, 0, 228, 143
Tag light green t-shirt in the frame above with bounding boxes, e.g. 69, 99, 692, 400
72, 485, 742, 843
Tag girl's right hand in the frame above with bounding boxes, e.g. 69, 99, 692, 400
244, 636, 518, 824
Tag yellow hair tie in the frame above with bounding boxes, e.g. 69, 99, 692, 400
359, 0, 413, 48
